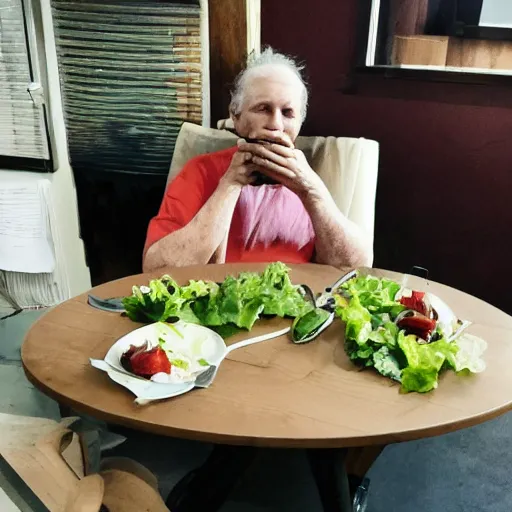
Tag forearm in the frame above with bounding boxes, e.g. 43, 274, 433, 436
304, 189, 373, 269
143, 181, 241, 271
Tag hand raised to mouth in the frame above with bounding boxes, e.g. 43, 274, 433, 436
243, 129, 294, 149
236, 131, 295, 185
236, 135, 327, 200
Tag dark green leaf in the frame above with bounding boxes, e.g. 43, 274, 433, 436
292, 308, 331, 342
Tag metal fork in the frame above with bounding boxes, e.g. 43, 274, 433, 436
194, 364, 218, 388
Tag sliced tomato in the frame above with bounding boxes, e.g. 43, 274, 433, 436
129, 346, 171, 378
397, 312, 436, 340
400, 291, 428, 316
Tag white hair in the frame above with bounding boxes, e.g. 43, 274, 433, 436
229, 47, 309, 123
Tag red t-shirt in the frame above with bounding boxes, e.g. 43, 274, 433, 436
145, 146, 315, 263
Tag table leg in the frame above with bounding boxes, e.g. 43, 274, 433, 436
166, 444, 258, 512
307, 448, 353, 512
345, 445, 385, 481
59, 403, 73, 418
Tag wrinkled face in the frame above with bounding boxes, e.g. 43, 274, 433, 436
232, 67, 304, 143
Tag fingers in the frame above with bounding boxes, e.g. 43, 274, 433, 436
238, 144, 291, 170
246, 131, 294, 148
232, 150, 253, 165
229, 151, 260, 185
250, 156, 296, 179
235, 145, 297, 175
232, 146, 297, 185
238, 141, 295, 159
267, 144, 296, 158
238, 143, 299, 182
243, 173, 257, 185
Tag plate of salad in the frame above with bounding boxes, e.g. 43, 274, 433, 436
90, 263, 315, 403
333, 271, 488, 393
90, 321, 226, 403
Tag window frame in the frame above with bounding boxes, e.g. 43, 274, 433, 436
348, 0, 512, 90
0, 0, 53, 172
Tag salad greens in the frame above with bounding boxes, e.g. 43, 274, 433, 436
335, 273, 487, 393
123, 262, 312, 336
123, 265, 487, 394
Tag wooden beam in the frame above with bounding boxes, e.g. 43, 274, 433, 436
208, 0, 247, 127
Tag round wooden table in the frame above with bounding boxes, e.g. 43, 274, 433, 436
21, 263, 512, 511
22, 263, 512, 449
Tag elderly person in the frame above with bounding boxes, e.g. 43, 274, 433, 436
155, 48, 369, 512
143, 48, 372, 271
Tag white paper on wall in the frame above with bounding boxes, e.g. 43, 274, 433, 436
0, 180, 55, 273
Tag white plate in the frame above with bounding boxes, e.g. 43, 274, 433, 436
91, 321, 226, 403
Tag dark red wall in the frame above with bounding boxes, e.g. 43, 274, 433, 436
262, 0, 512, 313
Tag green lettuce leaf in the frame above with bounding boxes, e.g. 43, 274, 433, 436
354, 343, 375, 360
451, 334, 487, 373
259, 262, 313, 318
122, 276, 184, 323
341, 274, 405, 318
193, 275, 264, 330
398, 331, 458, 393
170, 358, 189, 371
373, 346, 402, 382
292, 308, 331, 343
367, 321, 398, 349
177, 302, 202, 324
210, 324, 243, 338
400, 367, 439, 394
120, 262, 309, 335
344, 340, 375, 363
180, 280, 215, 301
190, 262, 312, 331
336, 295, 372, 346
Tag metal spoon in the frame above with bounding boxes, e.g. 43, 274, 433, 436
292, 270, 358, 344
292, 308, 335, 344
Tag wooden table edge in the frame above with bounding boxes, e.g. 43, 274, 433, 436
21, 358, 512, 449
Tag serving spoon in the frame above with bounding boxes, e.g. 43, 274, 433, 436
292, 270, 358, 344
